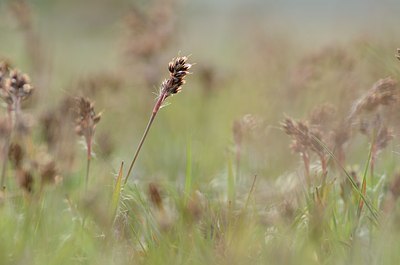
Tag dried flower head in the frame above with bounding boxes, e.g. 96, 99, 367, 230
16, 169, 33, 193
74, 97, 101, 144
282, 118, 313, 153
0, 67, 34, 106
40, 160, 58, 185
148, 182, 163, 210
161, 56, 192, 97
233, 114, 264, 145
309, 103, 337, 128
350, 77, 398, 118
282, 115, 331, 180
8, 143, 24, 169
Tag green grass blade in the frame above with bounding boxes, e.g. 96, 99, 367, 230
310, 135, 379, 224
357, 143, 373, 217
111, 161, 124, 221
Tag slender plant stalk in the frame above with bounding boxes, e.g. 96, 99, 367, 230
123, 96, 162, 185
74, 97, 101, 192
123, 56, 191, 185
1, 106, 13, 188
85, 141, 91, 192
302, 152, 310, 186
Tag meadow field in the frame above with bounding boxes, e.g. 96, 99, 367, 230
1, 0, 400, 264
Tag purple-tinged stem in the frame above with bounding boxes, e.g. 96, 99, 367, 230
85, 136, 92, 192
124, 94, 166, 185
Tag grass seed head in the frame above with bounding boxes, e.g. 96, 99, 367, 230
148, 182, 163, 210
40, 160, 58, 185
16, 169, 33, 193
351, 77, 398, 117
74, 97, 101, 142
8, 143, 24, 169
160, 56, 192, 98
0, 67, 34, 106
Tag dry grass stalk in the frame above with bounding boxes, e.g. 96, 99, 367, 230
0, 61, 34, 188
282, 116, 329, 185
349, 77, 398, 180
148, 182, 163, 211
282, 118, 312, 184
349, 77, 398, 119
74, 97, 101, 190
124, 56, 192, 185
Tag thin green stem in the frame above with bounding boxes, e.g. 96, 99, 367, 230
124, 95, 165, 185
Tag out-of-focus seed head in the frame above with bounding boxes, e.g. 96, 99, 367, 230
309, 103, 337, 128
233, 114, 265, 145
9, 70, 33, 99
8, 143, 24, 169
74, 97, 101, 141
282, 117, 311, 154
16, 169, 34, 193
40, 160, 58, 185
148, 182, 163, 210
350, 77, 398, 118
0, 66, 34, 106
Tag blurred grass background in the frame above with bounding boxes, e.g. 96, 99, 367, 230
1, 0, 400, 264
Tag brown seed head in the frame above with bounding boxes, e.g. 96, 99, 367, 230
148, 182, 163, 210
74, 97, 101, 141
40, 160, 58, 184
0, 68, 34, 106
309, 103, 337, 127
160, 56, 192, 98
282, 117, 311, 154
351, 77, 398, 117
233, 114, 265, 145
8, 143, 24, 169
16, 169, 34, 193
8, 69, 33, 100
